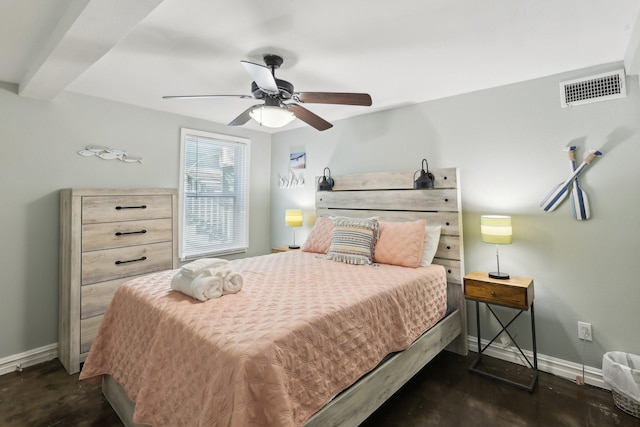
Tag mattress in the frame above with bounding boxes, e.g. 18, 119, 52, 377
80, 250, 447, 427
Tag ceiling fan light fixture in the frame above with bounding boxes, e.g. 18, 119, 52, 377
249, 105, 295, 128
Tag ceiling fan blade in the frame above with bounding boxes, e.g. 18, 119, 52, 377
228, 105, 257, 126
288, 104, 333, 131
294, 92, 372, 106
163, 95, 253, 100
241, 61, 279, 95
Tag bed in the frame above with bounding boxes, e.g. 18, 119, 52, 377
80, 168, 467, 427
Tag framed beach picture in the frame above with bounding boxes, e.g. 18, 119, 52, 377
290, 151, 306, 169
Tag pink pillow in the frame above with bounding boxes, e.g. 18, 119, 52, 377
374, 220, 426, 267
301, 216, 334, 254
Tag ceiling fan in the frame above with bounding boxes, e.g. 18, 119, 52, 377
163, 54, 372, 131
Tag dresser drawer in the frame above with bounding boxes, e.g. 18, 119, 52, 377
82, 218, 172, 251
80, 315, 103, 354
81, 275, 142, 319
81, 241, 173, 285
464, 274, 534, 310
82, 195, 172, 223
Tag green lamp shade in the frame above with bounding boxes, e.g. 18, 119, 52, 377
481, 215, 512, 245
285, 209, 303, 227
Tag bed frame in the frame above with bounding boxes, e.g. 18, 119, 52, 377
101, 168, 467, 427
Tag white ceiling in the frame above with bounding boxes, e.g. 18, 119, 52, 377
2, 0, 640, 133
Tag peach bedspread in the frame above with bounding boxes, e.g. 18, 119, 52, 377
80, 251, 447, 427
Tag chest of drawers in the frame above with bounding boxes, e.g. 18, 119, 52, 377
59, 189, 178, 374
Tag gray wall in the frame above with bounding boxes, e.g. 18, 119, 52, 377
0, 82, 272, 359
2, 59, 639, 369
271, 62, 640, 368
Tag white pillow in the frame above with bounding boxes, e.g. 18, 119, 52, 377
419, 225, 442, 266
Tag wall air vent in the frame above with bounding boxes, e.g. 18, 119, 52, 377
560, 69, 626, 108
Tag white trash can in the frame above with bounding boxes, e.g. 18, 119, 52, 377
602, 351, 640, 418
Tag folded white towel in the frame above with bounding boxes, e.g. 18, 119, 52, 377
223, 271, 243, 295
181, 258, 230, 278
171, 270, 223, 301
193, 272, 223, 300
171, 265, 243, 301
171, 271, 205, 301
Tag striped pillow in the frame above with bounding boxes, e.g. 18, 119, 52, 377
326, 217, 379, 265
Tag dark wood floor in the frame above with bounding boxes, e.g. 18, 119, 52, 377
0, 351, 637, 427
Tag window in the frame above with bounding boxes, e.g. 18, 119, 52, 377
179, 128, 250, 259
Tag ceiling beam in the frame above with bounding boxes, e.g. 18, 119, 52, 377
18, 0, 163, 100
624, 11, 640, 78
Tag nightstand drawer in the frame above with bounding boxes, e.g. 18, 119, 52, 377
272, 246, 298, 253
464, 272, 534, 310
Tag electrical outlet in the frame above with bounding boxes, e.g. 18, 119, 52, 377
578, 321, 592, 341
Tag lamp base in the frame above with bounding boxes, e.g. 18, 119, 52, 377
288, 245, 300, 249
488, 271, 510, 280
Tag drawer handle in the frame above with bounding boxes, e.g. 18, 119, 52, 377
491, 291, 496, 296
115, 256, 147, 265
115, 230, 147, 236
115, 205, 147, 210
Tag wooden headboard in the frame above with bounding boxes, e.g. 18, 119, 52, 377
315, 168, 467, 355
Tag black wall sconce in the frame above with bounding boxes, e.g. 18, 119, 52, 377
317, 167, 334, 191
413, 159, 434, 189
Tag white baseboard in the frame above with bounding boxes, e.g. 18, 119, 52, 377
467, 336, 609, 390
0, 343, 58, 376
0, 338, 609, 392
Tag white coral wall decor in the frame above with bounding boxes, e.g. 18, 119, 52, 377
78, 146, 143, 163
279, 171, 304, 189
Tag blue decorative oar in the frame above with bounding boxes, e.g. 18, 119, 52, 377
565, 146, 590, 220
540, 149, 602, 212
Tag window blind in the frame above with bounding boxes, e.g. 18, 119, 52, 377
179, 129, 249, 259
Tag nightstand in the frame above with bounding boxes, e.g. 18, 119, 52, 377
464, 271, 538, 392
271, 246, 299, 253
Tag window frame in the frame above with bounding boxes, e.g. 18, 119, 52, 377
178, 128, 251, 260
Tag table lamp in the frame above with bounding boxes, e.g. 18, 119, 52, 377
481, 215, 512, 279
285, 209, 303, 249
